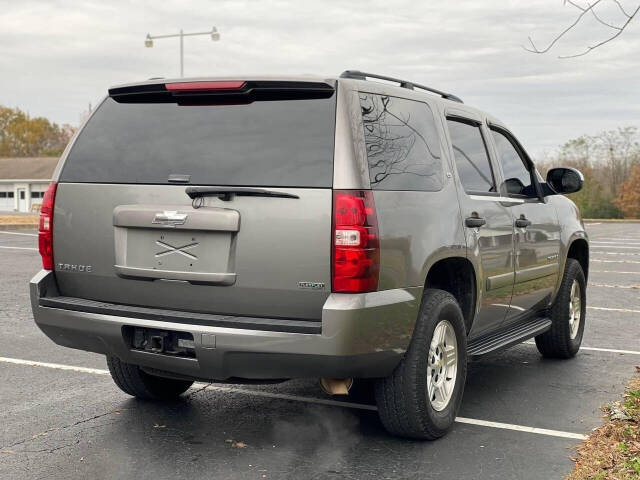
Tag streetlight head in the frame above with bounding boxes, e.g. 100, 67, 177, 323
145, 34, 153, 48
211, 26, 220, 41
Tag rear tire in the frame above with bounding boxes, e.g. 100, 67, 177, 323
375, 289, 467, 439
535, 258, 586, 359
106, 355, 193, 400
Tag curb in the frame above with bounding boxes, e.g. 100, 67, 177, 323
0, 224, 38, 231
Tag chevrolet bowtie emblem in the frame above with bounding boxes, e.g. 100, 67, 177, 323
152, 211, 188, 227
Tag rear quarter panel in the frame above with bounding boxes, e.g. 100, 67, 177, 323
336, 79, 467, 292
375, 188, 466, 290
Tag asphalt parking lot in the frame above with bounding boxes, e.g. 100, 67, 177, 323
1, 223, 639, 480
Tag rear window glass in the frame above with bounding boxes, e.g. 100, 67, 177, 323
446, 119, 496, 194
60, 96, 336, 187
359, 93, 443, 191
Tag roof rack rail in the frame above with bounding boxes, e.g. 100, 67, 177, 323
339, 70, 463, 104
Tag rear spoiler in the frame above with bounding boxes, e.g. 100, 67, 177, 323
108, 80, 335, 104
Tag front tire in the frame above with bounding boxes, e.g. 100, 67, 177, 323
107, 355, 194, 400
535, 258, 586, 359
375, 289, 467, 439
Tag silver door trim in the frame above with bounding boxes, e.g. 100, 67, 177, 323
486, 271, 514, 291
514, 263, 559, 284
469, 195, 524, 204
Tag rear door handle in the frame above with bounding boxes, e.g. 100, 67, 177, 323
465, 216, 486, 228
515, 218, 532, 228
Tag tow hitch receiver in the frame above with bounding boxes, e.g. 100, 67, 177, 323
125, 327, 196, 358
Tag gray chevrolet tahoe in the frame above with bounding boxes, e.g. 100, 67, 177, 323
31, 70, 588, 439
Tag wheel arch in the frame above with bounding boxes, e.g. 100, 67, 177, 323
424, 256, 477, 334
566, 238, 589, 281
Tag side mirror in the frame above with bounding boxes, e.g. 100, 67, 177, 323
545, 167, 583, 195
503, 178, 525, 195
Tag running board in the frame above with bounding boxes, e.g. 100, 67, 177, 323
467, 317, 552, 360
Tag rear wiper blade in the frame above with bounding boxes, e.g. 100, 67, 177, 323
185, 186, 300, 203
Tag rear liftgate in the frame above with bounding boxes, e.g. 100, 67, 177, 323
113, 204, 239, 285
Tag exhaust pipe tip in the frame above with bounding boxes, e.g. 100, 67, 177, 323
319, 377, 353, 395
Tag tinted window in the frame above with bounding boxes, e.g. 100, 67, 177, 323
447, 120, 495, 193
360, 93, 443, 191
491, 130, 534, 196
61, 96, 336, 187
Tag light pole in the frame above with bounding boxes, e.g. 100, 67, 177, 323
145, 27, 220, 77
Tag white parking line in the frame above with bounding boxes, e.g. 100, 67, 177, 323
451, 417, 586, 440
579, 346, 640, 355
0, 356, 109, 375
591, 270, 640, 274
592, 241, 640, 245
584, 223, 601, 226
591, 259, 640, 264
589, 245, 640, 250
594, 238, 640, 242
0, 245, 38, 251
0, 231, 37, 237
588, 306, 640, 314
523, 342, 640, 356
0, 356, 587, 441
589, 283, 640, 289
592, 251, 640, 256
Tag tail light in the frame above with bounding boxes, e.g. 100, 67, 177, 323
332, 190, 380, 293
38, 183, 57, 270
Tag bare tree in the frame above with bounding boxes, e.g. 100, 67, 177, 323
539, 126, 640, 217
525, 0, 639, 58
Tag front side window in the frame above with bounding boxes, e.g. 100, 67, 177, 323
446, 119, 495, 194
359, 93, 443, 191
491, 129, 535, 196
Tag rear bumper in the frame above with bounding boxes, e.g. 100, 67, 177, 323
30, 270, 421, 380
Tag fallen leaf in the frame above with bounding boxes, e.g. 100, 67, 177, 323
231, 441, 246, 449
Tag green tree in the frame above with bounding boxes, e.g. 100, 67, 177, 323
0, 105, 75, 157
567, 166, 621, 219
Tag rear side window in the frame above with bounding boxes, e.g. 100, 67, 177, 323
60, 96, 336, 187
359, 93, 443, 191
446, 119, 496, 194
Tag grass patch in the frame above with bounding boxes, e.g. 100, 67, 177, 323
567, 367, 640, 480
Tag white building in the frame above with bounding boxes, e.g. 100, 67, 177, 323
0, 157, 58, 212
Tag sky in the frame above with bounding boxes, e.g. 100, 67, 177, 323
0, 0, 638, 160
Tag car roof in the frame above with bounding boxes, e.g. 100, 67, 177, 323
108, 74, 506, 128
